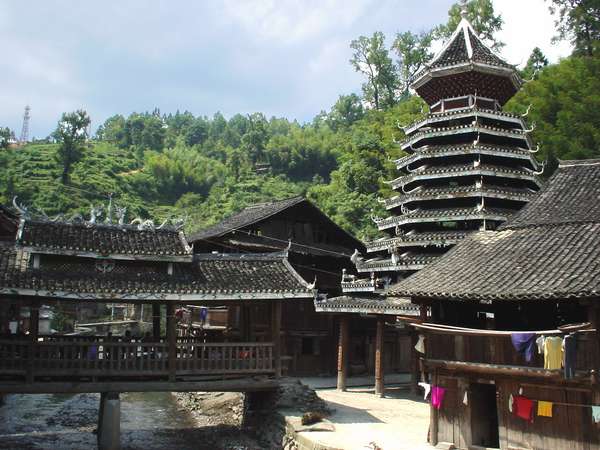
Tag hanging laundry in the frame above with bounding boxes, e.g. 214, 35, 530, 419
463, 391, 468, 406
511, 333, 536, 362
535, 336, 545, 354
513, 395, 534, 422
592, 406, 600, 423
537, 401, 553, 417
418, 382, 431, 400
508, 393, 514, 413
414, 334, 425, 354
563, 333, 577, 379
544, 336, 563, 370
431, 386, 446, 410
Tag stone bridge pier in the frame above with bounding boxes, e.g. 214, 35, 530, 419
97, 392, 121, 450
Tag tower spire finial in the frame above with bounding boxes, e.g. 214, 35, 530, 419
460, 0, 469, 19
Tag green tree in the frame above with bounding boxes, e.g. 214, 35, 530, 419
547, 0, 600, 56
507, 56, 600, 162
53, 110, 91, 184
0, 127, 12, 149
521, 47, 550, 79
241, 113, 269, 163
436, 0, 504, 51
350, 32, 398, 110
184, 117, 209, 146
392, 31, 434, 96
327, 94, 365, 130
96, 115, 126, 144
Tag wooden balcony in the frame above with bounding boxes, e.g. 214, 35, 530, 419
423, 331, 599, 377
0, 338, 275, 382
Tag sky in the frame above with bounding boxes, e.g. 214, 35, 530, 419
0, 0, 572, 139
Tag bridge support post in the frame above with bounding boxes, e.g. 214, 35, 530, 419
98, 392, 120, 450
152, 304, 161, 340
337, 316, 349, 391
167, 303, 177, 381
375, 316, 385, 397
272, 301, 282, 378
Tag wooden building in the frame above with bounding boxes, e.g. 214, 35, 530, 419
342, 12, 541, 294
189, 196, 370, 375
0, 203, 315, 390
391, 159, 600, 449
318, 13, 542, 395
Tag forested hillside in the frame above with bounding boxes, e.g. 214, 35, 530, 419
1, 0, 599, 240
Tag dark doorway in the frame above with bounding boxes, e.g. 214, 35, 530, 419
470, 383, 500, 448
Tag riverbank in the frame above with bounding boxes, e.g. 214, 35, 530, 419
0, 392, 259, 450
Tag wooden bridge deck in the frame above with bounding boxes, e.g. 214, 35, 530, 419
0, 337, 277, 394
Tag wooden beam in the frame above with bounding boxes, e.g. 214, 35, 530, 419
166, 303, 176, 382
0, 378, 279, 394
375, 317, 385, 397
337, 316, 349, 391
425, 359, 582, 380
272, 301, 282, 378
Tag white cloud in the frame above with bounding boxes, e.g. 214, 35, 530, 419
493, 0, 572, 65
222, 0, 370, 44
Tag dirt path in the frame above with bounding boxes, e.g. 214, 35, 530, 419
288, 387, 434, 450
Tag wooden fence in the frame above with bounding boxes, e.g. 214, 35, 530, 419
0, 339, 274, 380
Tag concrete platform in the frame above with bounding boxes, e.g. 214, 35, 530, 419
285, 386, 434, 450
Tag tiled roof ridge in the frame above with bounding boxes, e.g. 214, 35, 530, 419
21, 217, 183, 234
502, 218, 600, 231
559, 159, 600, 167
194, 251, 289, 262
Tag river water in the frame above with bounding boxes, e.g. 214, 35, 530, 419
0, 392, 257, 450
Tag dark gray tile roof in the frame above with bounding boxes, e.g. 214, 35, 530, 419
503, 159, 600, 228
429, 23, 512, 71
17, 219, 191, 259
0, 249, 314, 301
314, 295, 419, 316
390, 160, 600, 301
189, 196, 305, 242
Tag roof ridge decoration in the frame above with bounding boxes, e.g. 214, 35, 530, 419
12, 196, 186, 232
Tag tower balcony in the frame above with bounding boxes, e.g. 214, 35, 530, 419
384, 184, 537, 210
395, 144, 541, 172
388, 163, 543, 190
365, 230, 467, 253
400, 123, 533, 151
373, 207, 513, 231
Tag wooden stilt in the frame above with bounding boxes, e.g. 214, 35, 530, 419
26, 305, 40, 384
152, 304, 161, 340
375, 316, 385, 397
337, 316, 349, 391
272, 301, 282, 378
166, 303, 176, 382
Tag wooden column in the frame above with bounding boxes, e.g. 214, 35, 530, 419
166, 303, 176, 382
30, 305, 39, 341
337, 316, 349, 391
272, 301, 282, 378
375, 316, 385, 397
26, 305, 40, 384
152, 304, 161, 340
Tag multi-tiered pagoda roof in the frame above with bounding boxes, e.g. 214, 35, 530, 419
338, 14, 542, 300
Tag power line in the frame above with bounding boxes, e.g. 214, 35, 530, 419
196, 226, 355, 258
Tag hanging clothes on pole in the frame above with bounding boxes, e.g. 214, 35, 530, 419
431, 386, 446, 410
512, 395, 535, 422
537, 401, 553, 417
511, 333, 536, 362
544, 336, 563, 370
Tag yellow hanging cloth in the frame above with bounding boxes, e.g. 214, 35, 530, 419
537, 401, 553, 417
544, 336, 563, 370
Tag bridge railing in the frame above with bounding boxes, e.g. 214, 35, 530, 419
0, 339, 275, 380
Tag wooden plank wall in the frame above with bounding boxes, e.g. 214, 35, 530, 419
435, 373, 600, 450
